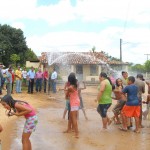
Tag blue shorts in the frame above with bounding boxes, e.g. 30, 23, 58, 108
65, 99, 70, 110
97, 103, 111, 118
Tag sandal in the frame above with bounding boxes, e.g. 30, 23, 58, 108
119, 126, 127, 132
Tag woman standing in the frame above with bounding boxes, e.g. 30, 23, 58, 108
96, 72, 113, 130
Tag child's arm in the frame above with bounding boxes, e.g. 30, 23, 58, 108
12, 103, 32, 116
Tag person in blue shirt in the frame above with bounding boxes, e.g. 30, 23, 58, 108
27, 67, 35, 94
119, 76, 140, 133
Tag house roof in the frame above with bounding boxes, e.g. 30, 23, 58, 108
39, 52, 128, 65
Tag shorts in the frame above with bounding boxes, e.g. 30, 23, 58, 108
23, 115, 38, 133
71, 106, 79, 111
65, 99, 70, 110
79, 97, 84, 109
97, 103, 111, 118
112, 100, 126, 115
121, 105, 140, 117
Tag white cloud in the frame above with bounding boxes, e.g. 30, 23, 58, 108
1, 0, 150, 25
11, 22, 25, 30
1, 0, 150, 64
27, 24, 150, 64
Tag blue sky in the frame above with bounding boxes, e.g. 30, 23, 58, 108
1, 0, 150, 64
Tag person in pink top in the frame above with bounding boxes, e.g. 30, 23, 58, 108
35, 68, 43, 92
0, 95, 38, 150
64, 73, 80, 138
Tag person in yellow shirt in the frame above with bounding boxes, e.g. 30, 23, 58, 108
15, 66, 22, 93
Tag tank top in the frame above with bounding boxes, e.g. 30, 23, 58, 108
69, 87, 80, 107
98, 79, 112, 104
23, 104, 36, 119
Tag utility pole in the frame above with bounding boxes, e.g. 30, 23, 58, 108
144, 54, 150, 61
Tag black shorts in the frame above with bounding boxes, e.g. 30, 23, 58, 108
97, 103, 111, 118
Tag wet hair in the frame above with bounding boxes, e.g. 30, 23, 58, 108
121, 71, 127, 75
100, 72, 113, 88
68, 72, 77, 88
137, 74, 145, 81
115, 78, 123, 89
128, 76, 135, 83
1, 95, 28, 116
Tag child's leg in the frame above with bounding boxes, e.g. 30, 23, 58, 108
81, 108, 88, 120
70, 111, 79, 137
63, 111, 72, 133
121, 112, 127, 129
134, 117, 140, 132
22, 132, 32, 150
63, 108, 67, 119
114, 113, 121, 124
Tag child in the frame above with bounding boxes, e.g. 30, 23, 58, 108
112, 78, 126, 124
64, 73, 80, 138
119, 76, 140, 133
62, 80, 70, 119
0, 95, 38, 150
78, 81, 88, 120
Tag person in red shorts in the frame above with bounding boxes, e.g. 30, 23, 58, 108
119, 76, 140, 133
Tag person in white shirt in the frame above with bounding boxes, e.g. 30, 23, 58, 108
22, 67, 27, 86
51, 68, 57, 93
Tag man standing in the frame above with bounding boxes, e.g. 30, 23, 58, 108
134, 74, 145, 128
27, 66, 35, 94
35, 68, 43, 92
6, 67, 12, 95
22, 67, 27, 86
15, 66, 22, 93
51, 68, 57, 93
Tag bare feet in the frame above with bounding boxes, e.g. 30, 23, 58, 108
63, 130, 71, 133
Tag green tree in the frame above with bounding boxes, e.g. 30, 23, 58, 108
130, 64, 146, 73
0, 24, 28, 67
25, 48, 38, 61
145, 60, 150, 72
10, 54, 20, 67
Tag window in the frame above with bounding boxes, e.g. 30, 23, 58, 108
90, 65, 97, 75
76, 65, 83, 74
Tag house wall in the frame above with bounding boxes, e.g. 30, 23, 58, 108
26, 61, 42, 69
84, 65, 101, 82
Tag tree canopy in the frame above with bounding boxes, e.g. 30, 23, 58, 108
0, 24, 38, 67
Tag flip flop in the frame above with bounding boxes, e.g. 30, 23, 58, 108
119, 126, 127, 132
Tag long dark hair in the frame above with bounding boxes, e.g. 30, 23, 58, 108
116, 78, 123, 89
100, 72, 113, 88
68, 72, 77, 88
1, 95, 28, 116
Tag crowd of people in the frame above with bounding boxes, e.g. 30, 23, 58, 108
0, 64, 58, 96
96, 71, 150, 133
0, 66, 150, 149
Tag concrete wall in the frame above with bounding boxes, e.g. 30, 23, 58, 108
26, 61, 41, 69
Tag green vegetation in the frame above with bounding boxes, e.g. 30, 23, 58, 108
0, 24, 38, 67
